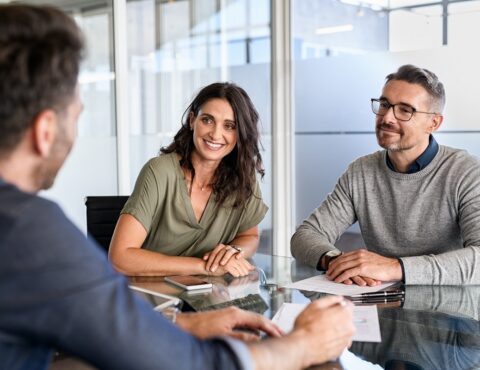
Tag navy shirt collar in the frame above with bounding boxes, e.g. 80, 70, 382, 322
386, 135, 439, 174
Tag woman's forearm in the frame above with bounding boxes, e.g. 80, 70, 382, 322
110, 248, 207, 276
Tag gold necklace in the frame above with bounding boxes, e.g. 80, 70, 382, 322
183, 168, 211, 192
196, 182, 207, 191
186, 178, 210, 192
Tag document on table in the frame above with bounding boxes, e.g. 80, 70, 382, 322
272, 303, 381, 342
339, 349, 384, 369
284, 274, 395, 295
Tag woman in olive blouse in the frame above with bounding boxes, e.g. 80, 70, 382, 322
109, 82, 268, 277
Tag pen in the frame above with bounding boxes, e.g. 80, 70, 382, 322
350, 297, 405, 304
348, 289, 404, 298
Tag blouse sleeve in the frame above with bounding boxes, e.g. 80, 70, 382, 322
121, 159, 161, 233
237, 179, 269, 233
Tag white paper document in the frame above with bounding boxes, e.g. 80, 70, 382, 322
272, 303, 381, 342
284, 274, 395, 295
339, 349, 384, 370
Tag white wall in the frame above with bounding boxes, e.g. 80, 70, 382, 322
41, 137, 118, 233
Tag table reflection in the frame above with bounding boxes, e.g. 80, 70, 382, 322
129, 254, 480, 370
350, 286, 480, 370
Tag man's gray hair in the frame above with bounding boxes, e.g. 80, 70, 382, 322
386, 64, 446, 112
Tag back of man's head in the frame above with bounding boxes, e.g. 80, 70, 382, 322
386, 64, 446, 113
0, 4, 84, 158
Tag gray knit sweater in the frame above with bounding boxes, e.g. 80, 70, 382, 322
291, 145, 480, 285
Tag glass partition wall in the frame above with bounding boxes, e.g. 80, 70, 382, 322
9, 0, 480, 254
125, 0, 273, 253
16, 0, 273, 253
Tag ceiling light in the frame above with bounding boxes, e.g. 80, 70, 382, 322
315, 24, 354, 35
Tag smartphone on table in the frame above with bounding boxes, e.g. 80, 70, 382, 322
164, 275, 213, 291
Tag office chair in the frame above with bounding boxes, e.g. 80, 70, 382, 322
85, 196, 129, 251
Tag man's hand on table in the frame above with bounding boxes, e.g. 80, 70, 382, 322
175, 306, 283, 341
326, 249, 402, 286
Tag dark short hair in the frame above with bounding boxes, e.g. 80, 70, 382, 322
0, 4, 84, 157
386, 64, 445, 112
161, 82, 264, 207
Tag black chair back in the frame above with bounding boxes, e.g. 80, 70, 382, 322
85, 196, 129, 251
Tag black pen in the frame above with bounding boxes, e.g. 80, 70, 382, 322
351, 296, 405, 304
348, 289, 404, 298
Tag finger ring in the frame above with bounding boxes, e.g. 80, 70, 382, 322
230, 245, 242, 253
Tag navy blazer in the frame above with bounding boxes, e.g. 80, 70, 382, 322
0, 180, 247, 370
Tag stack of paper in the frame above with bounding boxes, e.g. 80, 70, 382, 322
284, 274, 395, 296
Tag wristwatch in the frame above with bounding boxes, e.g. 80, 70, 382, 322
317, 250, 343, 271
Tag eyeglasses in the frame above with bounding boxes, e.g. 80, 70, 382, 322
371, 98, 437, 122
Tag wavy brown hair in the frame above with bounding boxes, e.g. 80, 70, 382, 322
161, 82, 264, 207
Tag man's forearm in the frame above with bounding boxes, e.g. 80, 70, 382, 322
290, 226, 336, 268
290, 172, 357, 266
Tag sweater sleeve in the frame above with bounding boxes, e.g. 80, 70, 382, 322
290, 165, 357, 268
401, 246, 480, 285
400, 156, 480, 285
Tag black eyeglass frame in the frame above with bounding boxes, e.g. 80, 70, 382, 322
371, 98, 438, 122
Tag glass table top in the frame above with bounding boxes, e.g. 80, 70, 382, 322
129, 253, 480, 370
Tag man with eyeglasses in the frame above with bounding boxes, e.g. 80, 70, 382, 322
291, 64, 480, 286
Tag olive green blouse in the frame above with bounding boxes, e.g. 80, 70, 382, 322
121, 153, 268, 257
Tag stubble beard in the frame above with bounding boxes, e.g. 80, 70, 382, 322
34, 129, 72, 191
375, 124, 408, 152
33, 150, 64, 191
378, 140, 403, 152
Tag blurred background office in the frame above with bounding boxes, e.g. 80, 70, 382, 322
8, 0, 480, 256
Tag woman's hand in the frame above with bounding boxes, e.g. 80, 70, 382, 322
203, 243, 244, 272
205, 254, 254, 277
